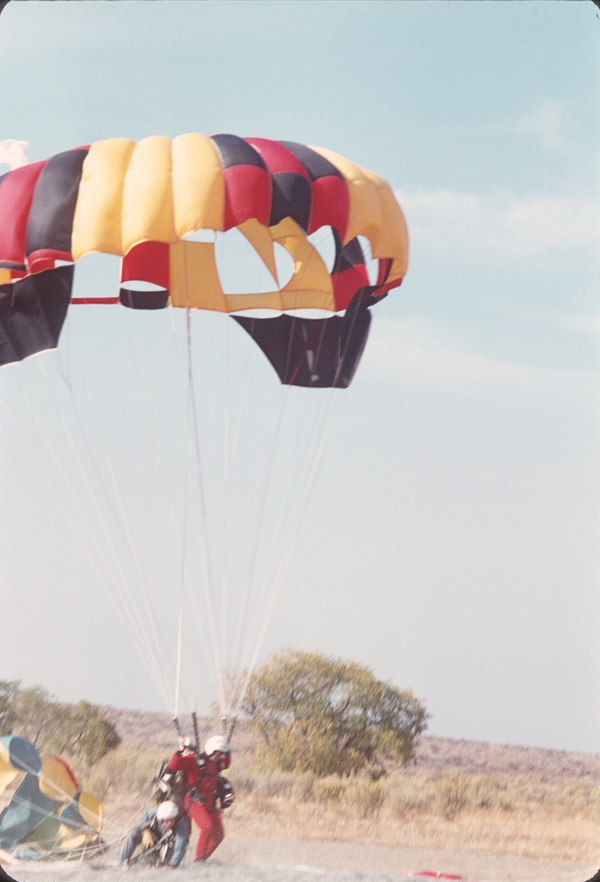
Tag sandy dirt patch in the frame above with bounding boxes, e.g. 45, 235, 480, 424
219, 835, 597, 882
1, 835, 597, 882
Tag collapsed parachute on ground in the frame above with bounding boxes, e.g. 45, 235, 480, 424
0, 134, 408, 386
0, 735, 102, 860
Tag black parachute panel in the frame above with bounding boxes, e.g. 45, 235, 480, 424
0, 265, 74, 366
233, 289, 372, 388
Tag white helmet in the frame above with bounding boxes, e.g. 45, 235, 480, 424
183, 736, 197, 750
156, 800, 179, 821
204, 735, 230, 756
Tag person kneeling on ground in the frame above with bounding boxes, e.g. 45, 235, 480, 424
119, 799, 191, 868
167, 734, 234, 862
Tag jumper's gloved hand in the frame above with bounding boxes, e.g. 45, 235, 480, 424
142, 828, 158, 850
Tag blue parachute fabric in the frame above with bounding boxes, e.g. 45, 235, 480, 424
0, 772, 62, 848
0, 735, 41, 776
58, 793, 87, 830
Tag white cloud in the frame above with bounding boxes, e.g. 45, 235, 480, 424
497, 305, 600, 340
502, 101, 570, 154
0, 139, 29, 170
363, 316, 599, 404
544, 311, 600, 339
396, 187, 600, 263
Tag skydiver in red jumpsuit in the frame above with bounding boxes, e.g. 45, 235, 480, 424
167, 734, 234, 862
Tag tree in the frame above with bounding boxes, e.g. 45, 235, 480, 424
56, 701, 121, 764
242, 649, 428, 777
0, 680, 21, 735
12, 686, 58, 746
0, 681, 121, 764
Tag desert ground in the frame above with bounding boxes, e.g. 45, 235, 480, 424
1, 708, 599, 882
1, 836, 598, 882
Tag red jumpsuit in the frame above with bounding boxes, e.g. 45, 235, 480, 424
168, 752, 225, 861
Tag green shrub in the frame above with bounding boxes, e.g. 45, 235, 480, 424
386, 774, 435, 817
344, 779, 386, 817
557, 783, 600, 815
0, 683, 121, 764
433, 772, 470, 820
498, 792, 516, 812
312, 778, 345, 804
312, 776, 386, 817
468, 774, 502, 809
81, 750, 162, 800
253, 727, 365, 777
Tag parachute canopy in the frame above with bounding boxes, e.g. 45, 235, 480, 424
0, 736, 102, 861
0, 134, 408, 383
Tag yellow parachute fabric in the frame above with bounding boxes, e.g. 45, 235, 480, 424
0, 134, 409, 370
38, 755, 78, 802
69, 134, 408, 314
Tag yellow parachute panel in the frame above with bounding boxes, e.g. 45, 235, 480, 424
172, 133, 225, 238
39, 755, 78, 802
72, 138, 136, 258
121, 136, 175, 252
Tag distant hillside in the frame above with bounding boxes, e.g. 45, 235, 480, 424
102, 706, 198, 753
102, 705, 600, 783
414, 732, 600, 781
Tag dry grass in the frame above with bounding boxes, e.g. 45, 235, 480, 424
82, 750, 163, 803
223, 778, 600, 863
59, 745, 600, 864
226, 800, 600, 863
218, 760, 600, 863
92, 710, 600, 864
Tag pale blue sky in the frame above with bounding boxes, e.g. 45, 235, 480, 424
0, 1, 599, 754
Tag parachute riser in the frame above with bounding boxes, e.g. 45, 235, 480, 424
192, 711, 200, 752
225, 717, 237, 743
